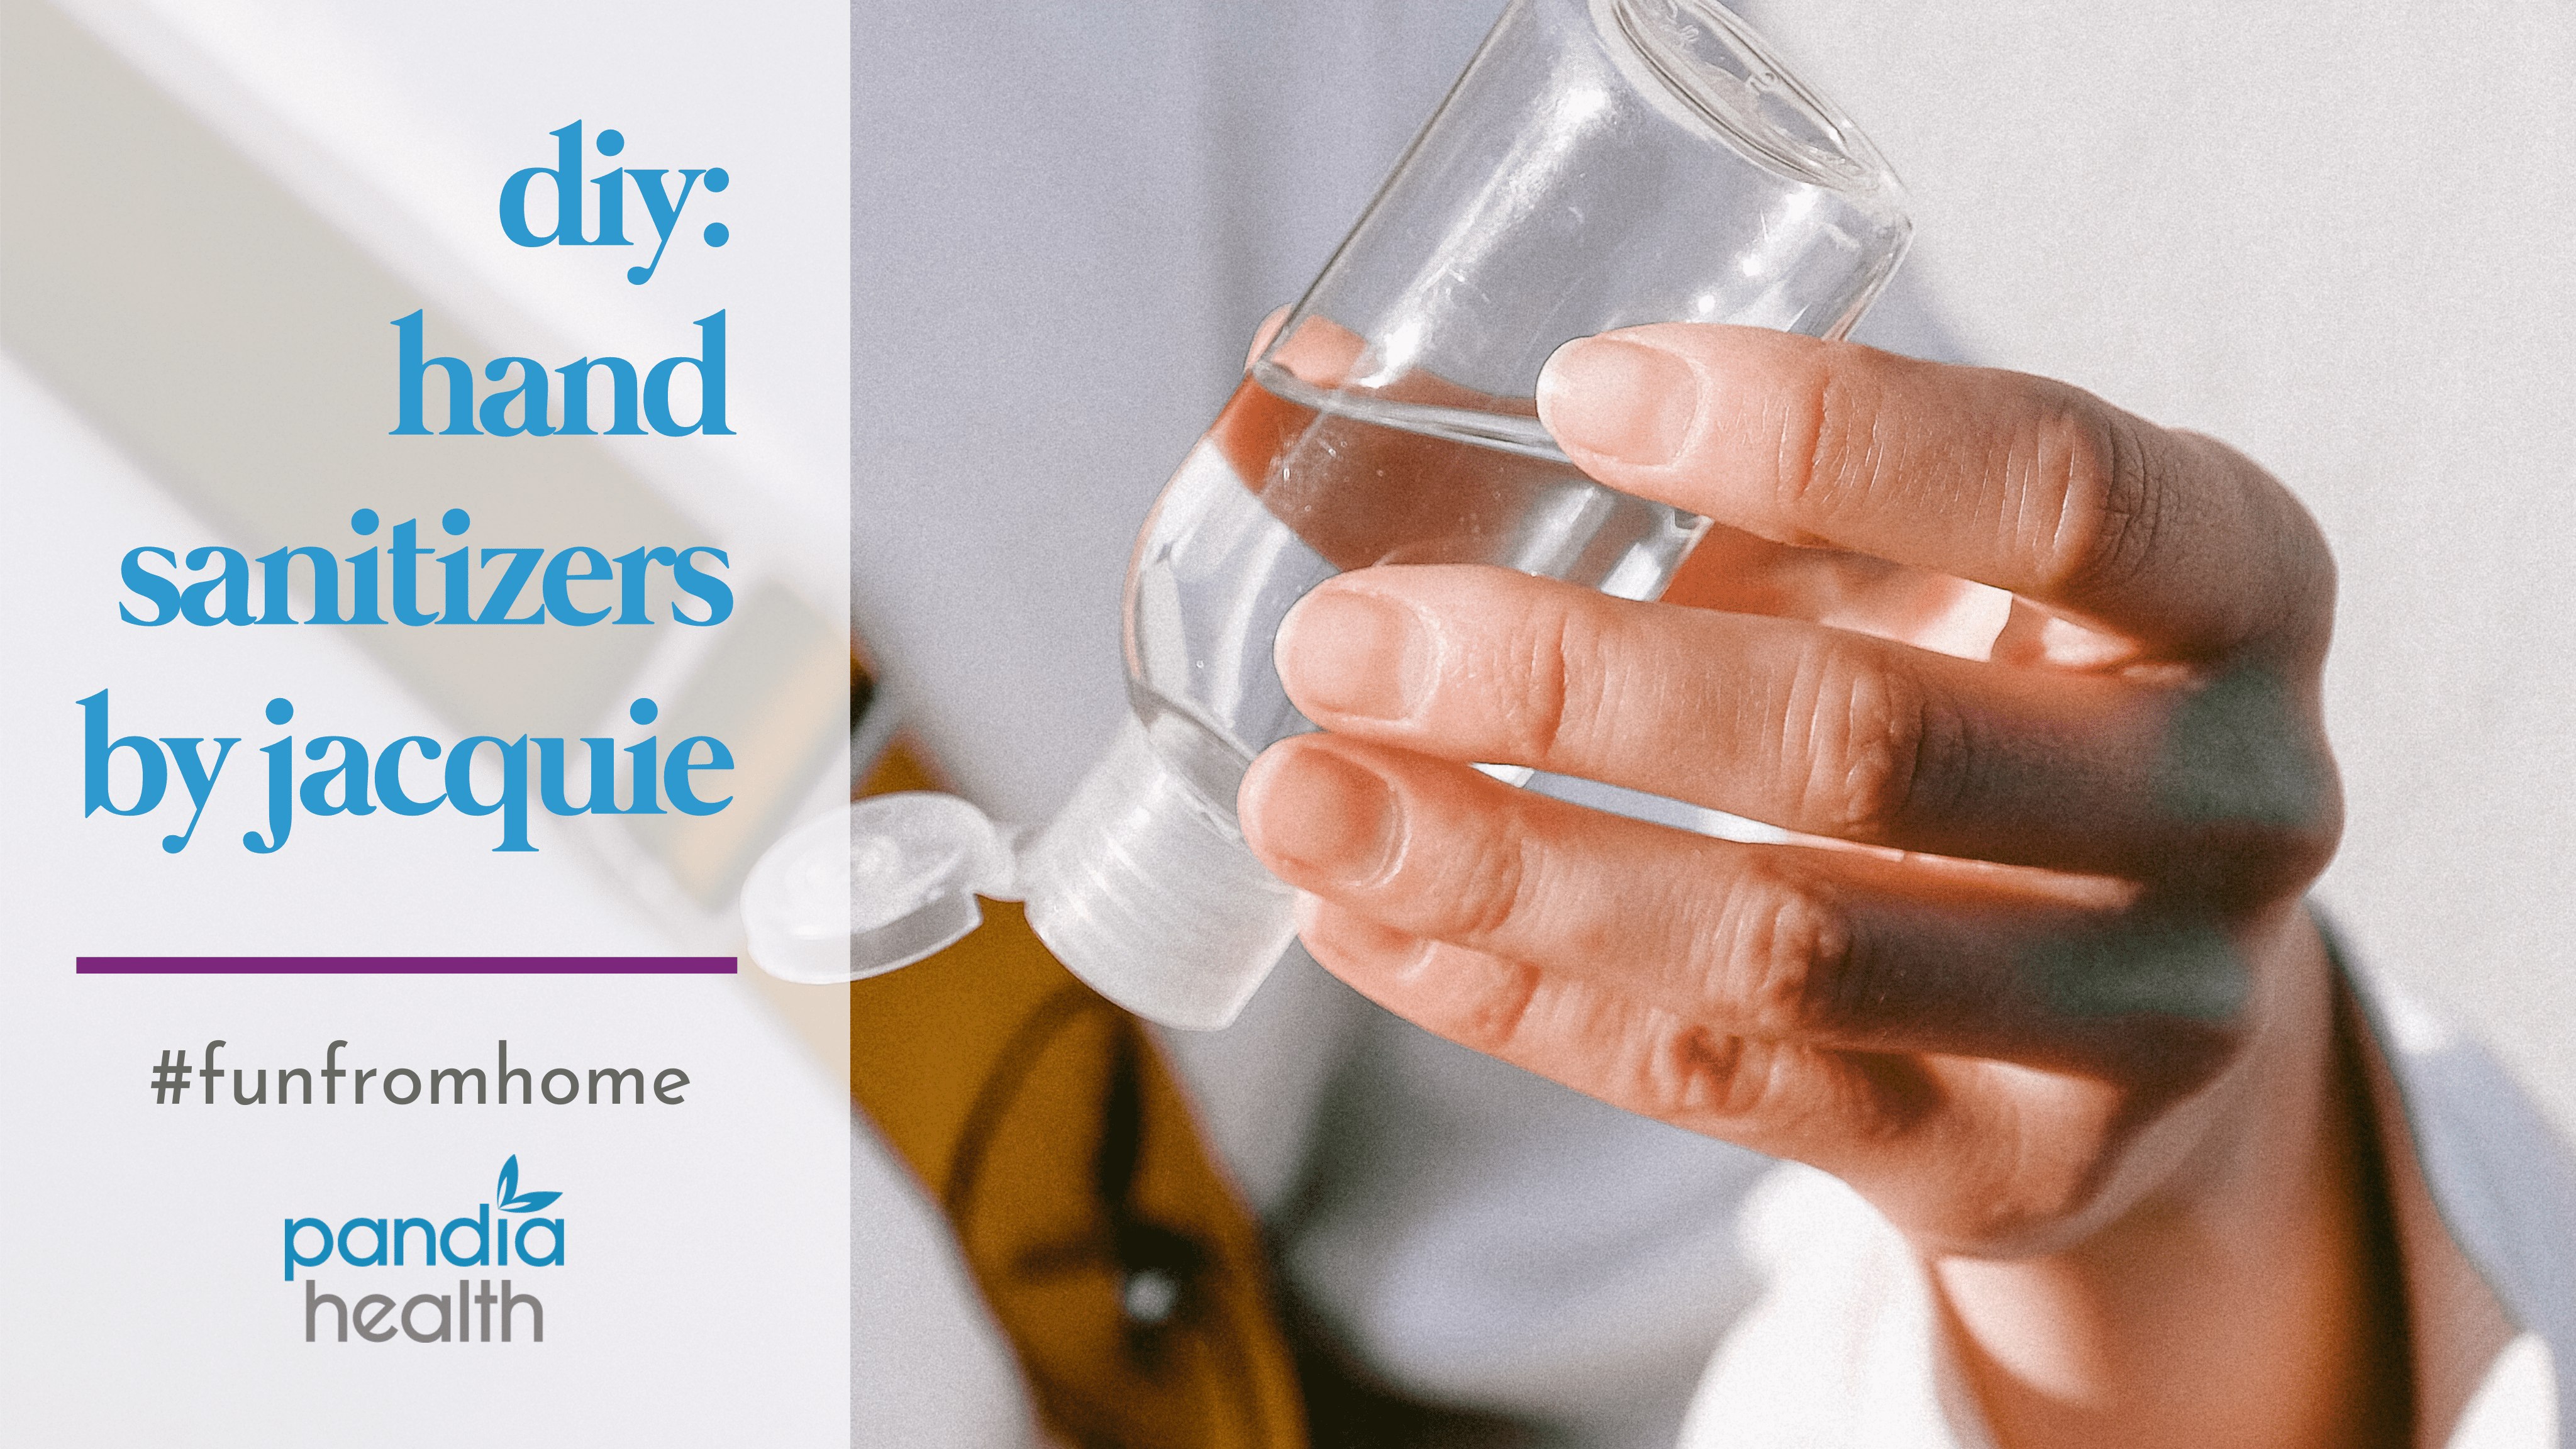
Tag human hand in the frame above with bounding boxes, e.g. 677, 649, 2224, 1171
1236, 325, 2400, 1446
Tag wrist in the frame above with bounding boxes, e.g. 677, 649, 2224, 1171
1929, 911, 2408, 1449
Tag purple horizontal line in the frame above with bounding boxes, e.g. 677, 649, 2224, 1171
76, 957, 738, 975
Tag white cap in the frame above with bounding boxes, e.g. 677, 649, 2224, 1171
740, 791, 1015, 984
1019, 716, 1297, 1030
740, 716, 1296, 1029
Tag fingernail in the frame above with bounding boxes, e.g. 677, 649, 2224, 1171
1537, 335, 1698, 465
1276, 586, 1431, 721
1243, 747, 1402, 885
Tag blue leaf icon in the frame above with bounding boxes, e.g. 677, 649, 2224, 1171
492, 1155, 560, 1213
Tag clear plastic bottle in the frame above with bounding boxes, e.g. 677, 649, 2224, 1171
745, 0, 1913, 1029
1018, 355, 1713, 1026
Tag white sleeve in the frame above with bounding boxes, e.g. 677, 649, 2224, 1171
1675, 1161, 1995, 1449
2351, 969, 2573, 1449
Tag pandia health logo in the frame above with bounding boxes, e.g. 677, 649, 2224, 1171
284, 1155, 567, 1343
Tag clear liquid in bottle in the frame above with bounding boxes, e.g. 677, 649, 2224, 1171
1121, 358, 1707, 824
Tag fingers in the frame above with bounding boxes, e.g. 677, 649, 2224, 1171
1291, 892, 1958, 1164
1657, 523, 2016, 661
1289, 892, 2214, 1251
1333, 884, 2258, 1253
1535, 326, 2334, 665
1273, 567, 2340, 887
1238, 732, 2245, 1082
1243, 305, 1292, 370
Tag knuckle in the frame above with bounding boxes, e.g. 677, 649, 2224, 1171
2019, 387, 2165, 602
1704, 867, 1856, 1036
1789, 643, 1946, 840
2147, 662, 2345, 901
1650, 1026, 1784, 1121
1498, 592, 1589, 764
1767, 354, 1885, 540
2180, 811, 2343, 909
1428, 801, 1536, 946
1437, 955, 1546, 1058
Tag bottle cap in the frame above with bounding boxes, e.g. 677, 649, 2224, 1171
741, 791, 1016, 984
740, 718, 1296, 1028
1018, 716, 1297, 1030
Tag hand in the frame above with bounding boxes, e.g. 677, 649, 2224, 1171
1236, 325, 2401, 1447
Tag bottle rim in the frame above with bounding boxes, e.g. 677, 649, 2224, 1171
1595, 0, 1902, 197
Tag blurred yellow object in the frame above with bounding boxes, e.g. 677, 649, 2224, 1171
851, 738, 1306, 1448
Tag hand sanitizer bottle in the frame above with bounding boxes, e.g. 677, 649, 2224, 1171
748, 0, 1911, 1028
